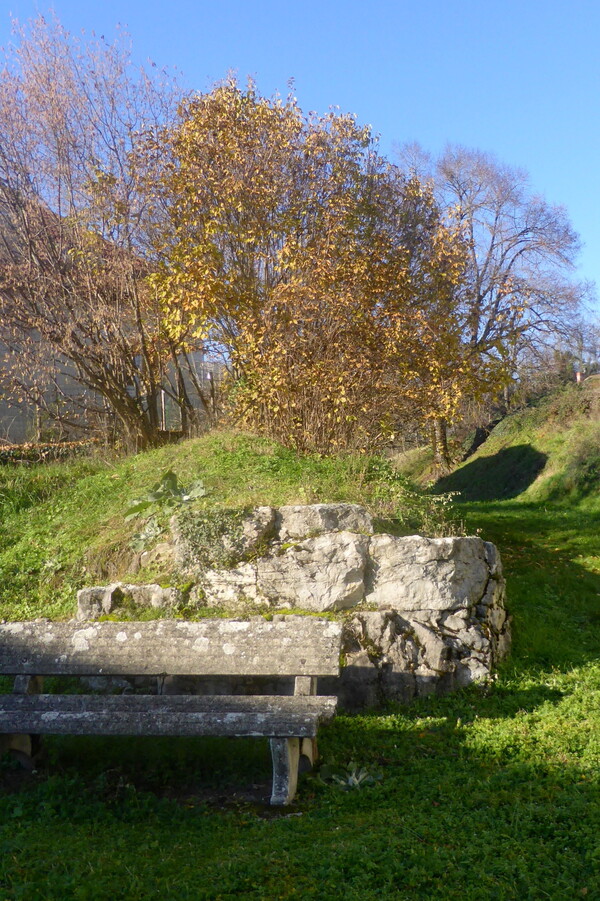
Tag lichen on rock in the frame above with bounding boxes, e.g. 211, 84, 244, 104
172, 506, 277, 573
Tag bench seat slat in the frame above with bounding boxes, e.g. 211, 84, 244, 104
0, 694, 337, 738
0, 619, 342, 677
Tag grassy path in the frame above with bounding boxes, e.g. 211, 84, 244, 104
1, 499, 599, 900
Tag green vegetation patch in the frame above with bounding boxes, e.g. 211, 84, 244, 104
433, 384, 600, 504
0, 431, 458, 621
175, 506, 255, 571
2, 391, 600, 898
1, 662, 599, 899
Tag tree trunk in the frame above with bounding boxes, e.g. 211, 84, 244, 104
432, 416, 451, 472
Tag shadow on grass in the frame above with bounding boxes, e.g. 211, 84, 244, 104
434, 444, 548, 501
458, 500, 600, 673
0, 680, 565, 802
1, 697, 599, 900
0, 670, 577, 812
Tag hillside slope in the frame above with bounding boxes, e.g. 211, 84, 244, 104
433, 383, 600, 504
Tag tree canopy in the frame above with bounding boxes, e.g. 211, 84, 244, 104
151, 82, 482, 453
0, 19, 589, 457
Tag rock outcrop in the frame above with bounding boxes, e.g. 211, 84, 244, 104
77, 503, 510, 710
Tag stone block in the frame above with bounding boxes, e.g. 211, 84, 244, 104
277, 503, 373, 540
76, 582, 181, 619
75, 503, 510, 708
367, 534, 491, 611
257, 532, 369, 612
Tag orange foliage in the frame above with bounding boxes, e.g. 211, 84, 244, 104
151, 82, 501, 453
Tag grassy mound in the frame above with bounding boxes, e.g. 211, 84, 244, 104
0, 431, 459, 621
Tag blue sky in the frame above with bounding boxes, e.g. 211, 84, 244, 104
2, 0, 599, 307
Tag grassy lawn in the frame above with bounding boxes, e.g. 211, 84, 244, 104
1, 426, 599, 899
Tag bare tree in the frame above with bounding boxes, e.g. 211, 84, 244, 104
0, 15, 215, 447
437, 147, 586, 356
398, 143, 592, 464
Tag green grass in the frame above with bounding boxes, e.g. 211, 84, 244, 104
1, 410, 600, 899
435, 382, 600, 503
1, 555, 598, 901
0, 430, 460, 620
2, 609, 600, 899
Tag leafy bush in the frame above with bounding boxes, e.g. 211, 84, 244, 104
364, 458, 462, 536
125, 470, 208, 551
124, 470, 207, 520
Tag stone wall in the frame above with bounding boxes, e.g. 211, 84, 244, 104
77, 503, 510, 710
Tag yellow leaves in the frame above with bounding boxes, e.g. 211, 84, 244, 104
146, 80, 504, 454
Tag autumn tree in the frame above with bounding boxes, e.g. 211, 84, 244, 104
150, 82, 473, 454
0, 15, 215, 447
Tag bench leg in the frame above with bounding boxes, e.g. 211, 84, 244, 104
300, 737, 318, 773
0, 734, 36, 770
3, 675, 44, 769
270, 737, 300, 806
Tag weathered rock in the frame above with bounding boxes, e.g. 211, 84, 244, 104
495, 620, 512, 659
441, 610, 470, 632
277, 503, 373, 541
219, 506, 278, 561
200, 563, 264, 608
139, 542, 176, 571
484, 540, 503, 579
257, 532, 370, 612
238, 506, 278, 552
334, 611, 420, 710
120, 583, 182, 610
76, 504, 510, 708
334, 648, 382, 710
77, 583, 182, 620
410, 620, 455, 672
76, 584, 120, 620
332, 591, 509, 711
367, 535, 492, 611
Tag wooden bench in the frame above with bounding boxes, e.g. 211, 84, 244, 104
0, 616, 342, 805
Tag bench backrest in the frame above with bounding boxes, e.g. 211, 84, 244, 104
0, 617, 342, 678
